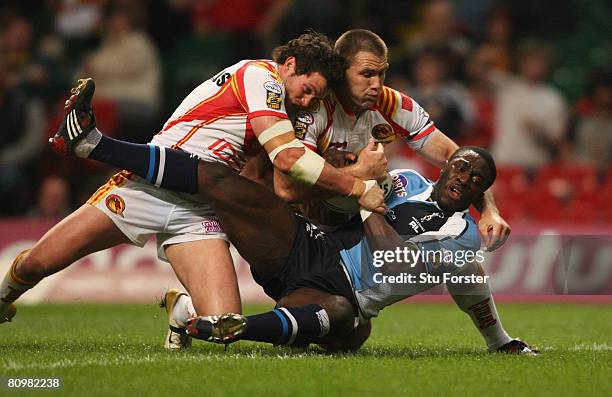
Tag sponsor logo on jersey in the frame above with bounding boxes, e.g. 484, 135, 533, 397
420, 212, 444, 223
202, 220, 223, 233
294, 111, 314, 139
392, 174, 408, 197
371, 123, 396, 144
264, 81, 283, 110
105, 194, 125, 217
263, 81, 282, 94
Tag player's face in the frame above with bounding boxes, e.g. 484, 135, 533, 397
343, 51, 389, 112
434, 151, 492, 212
284, 70, 328, 109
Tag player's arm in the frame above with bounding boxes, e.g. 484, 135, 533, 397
273, 139, 388, 203
250, 115, 385, 213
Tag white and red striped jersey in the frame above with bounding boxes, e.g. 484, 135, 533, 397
295, 86, 436, 155
151, 60, 288, 171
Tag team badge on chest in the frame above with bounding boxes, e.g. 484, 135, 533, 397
294, 111, 314, 139
371, 123, 396, 144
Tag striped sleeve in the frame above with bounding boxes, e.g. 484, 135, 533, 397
376, 86, 436, 144
237, 62, 289, 120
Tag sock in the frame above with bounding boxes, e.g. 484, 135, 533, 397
88, 134, 200, 193
0, 250, 37, 317
233, 305, 330, 346
451, 281, 512, 351
172, 295, 196, 327
74, 127, 102, 158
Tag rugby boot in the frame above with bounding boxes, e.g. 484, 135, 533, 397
496, 339, 539, 356
0, 303, 16, 324
159, 288, 192, 349
49, 78, 99, 157
186, 313, 247, 344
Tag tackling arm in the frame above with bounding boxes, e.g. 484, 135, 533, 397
251, 115, 385, 213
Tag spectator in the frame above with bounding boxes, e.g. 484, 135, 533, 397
491, 40, 567, 169
0, 60, 46, 215
464, 43, 498, 148
409, 48, 475, 143
79, 3, 161, 143
573, 73, 612, 172
27, 175, 72, 219
402, 0, 471, 80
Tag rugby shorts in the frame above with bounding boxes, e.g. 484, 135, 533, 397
87, 171, 227, 261
251, 216, 359, 315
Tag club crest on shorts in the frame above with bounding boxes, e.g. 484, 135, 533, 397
105, 194, 126, 217
371, 123, 396, 144
294, 111, 314, 139
264, 81, 283, 110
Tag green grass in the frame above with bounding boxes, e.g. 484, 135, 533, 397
1, 303, 611, 396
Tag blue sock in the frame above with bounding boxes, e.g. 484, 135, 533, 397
242, 305, 330, 346
90, 136, 199, 193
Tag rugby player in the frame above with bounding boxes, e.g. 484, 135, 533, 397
110, 144, 536, 354
273, 30, 510, 251
0, 32, 385, 340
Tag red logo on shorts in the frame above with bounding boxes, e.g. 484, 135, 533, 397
105, 194, 126, 217
202, 220, 223, 233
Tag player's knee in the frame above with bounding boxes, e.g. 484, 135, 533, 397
12, 249, 46, 282
324, 296, 355, 338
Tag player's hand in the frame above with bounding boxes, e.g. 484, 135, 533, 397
358, 180, 386, 214
478, 210, 511, 251
323, 148, 356, 168
355, 139, 388, 182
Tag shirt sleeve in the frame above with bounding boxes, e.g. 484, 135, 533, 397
239, 63, 289, 120
377, 86, 437, 146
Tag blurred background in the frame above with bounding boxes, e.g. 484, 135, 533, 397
0, 0, 610, 302
0, 0, 610, 224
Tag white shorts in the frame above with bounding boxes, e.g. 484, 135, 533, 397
87, 171, 227, 261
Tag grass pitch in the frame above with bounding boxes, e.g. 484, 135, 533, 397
1, 302, 611, 396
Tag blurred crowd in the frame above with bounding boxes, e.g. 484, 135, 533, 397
0, 0, 610, 224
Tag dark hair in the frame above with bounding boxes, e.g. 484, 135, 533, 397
450, 146, 497, 188
334, 29, 388, 62
272, 30, 347, 87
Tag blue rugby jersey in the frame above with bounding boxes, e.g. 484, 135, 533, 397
338, 169, 481, 319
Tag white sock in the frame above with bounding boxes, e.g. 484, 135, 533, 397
74, 127, 102, 158
448, 264, 512, 350
172, 295, 196, 327
0, 250, 36, 317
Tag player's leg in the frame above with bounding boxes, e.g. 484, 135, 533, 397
0, 205, 130, 321
319, 321, 372, 352
52, 88, 298, 277
193, 160, 300, 278
160, 239, 241, 349
48, 77, 200, 193
164, 239, 241, 316
446, 261, 514, 351
187, 287, 355, 347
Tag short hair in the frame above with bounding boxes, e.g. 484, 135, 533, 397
272, 30, 347, 86
334, 29, 388, 62
450, 146, 497, 188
